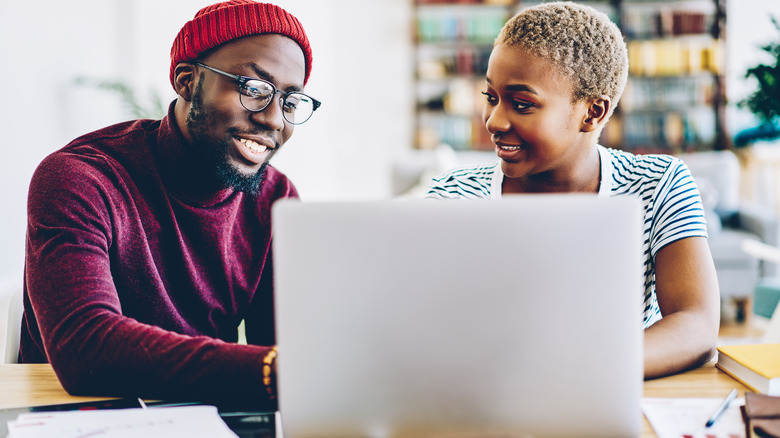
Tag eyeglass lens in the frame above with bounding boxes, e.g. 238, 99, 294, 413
239, 79, 316, 125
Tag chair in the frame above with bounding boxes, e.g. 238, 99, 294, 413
741, 240, 780, 343
762, 301, 780, 344
678, 150, 780, 321
1, 286, 24, 364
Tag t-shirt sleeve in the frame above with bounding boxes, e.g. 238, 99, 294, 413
424, 164, 496, 200
649, 158, 709, 259
425, 175, 457, 199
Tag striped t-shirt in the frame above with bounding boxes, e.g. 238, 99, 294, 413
425, 145, 708, 327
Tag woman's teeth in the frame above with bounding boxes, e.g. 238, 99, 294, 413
500, 145, 523, 151
238, 137, 267, 154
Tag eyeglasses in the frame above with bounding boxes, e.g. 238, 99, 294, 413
195, 62, 321, 125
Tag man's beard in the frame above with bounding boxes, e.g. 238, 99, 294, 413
185, 81, 267, 196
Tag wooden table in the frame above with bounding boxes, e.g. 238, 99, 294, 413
644, 361, 750, 436
0, 364, 115, 409
0, 362, 751, 437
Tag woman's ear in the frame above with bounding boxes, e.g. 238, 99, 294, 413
173, 63, 197, 101
582, 95, 611, 133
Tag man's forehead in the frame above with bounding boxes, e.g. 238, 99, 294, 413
203, 34, 306, 88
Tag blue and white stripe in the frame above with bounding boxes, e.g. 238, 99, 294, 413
425, 145, 708, 327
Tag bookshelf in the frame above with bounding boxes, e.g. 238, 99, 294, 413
412, 0, 728, 154
413, 0, 517, 150
604, 0, 728, 153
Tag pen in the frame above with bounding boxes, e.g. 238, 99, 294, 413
705, 388, 738, 428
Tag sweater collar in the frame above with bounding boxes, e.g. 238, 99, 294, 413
154, 101, 238, 207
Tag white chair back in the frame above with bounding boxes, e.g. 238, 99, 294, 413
741, 240, 780, 343
2, 286, 24, 364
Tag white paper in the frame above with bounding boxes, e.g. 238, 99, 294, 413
6, 405, 237, 438
642, 397, 746, 438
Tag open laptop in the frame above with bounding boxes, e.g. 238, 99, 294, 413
272, 195, 643, 438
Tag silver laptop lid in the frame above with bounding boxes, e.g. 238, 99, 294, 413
273, 195, 643, 438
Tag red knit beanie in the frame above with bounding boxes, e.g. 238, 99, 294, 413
169, 0, 312, 88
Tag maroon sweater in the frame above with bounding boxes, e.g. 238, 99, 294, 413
20, 105, 297, 407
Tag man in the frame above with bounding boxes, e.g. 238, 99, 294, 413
19, 0, 319, 407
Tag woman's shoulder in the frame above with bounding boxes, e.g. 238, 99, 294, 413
602, 146, 687, 181
431, 161, 500, 182
426, 161, 499, 199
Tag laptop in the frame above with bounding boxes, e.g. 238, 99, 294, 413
272, 195, 643, 438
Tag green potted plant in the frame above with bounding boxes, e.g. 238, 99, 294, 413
74, 77, 167, 120
735, 17, 780, 147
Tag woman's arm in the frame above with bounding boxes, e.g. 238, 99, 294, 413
643, 236, 721, 379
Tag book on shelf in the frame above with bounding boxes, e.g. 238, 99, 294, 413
621, 76, 714, 112
622, 8, 712, 39
716, 344, 780, 395
627, 39, 722, 77
415, 8, 508, 44
620, 108, 715, 152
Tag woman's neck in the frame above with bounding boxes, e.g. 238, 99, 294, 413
502, 146, 601, 195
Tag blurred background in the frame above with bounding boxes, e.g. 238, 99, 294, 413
2, 0, 780, 321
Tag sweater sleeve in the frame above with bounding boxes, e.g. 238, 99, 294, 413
25, 153, 275, 407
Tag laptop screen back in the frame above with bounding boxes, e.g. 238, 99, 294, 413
273, 195, 643, 438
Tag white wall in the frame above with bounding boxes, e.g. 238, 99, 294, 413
0, 1, 134, 291
2, 0, 779, 289
0, 0, 414, 289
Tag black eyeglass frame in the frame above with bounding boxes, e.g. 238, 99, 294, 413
194, 62, 321, 125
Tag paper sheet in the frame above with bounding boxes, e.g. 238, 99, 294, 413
6, 405, 237, 438
642, 397, 746, 438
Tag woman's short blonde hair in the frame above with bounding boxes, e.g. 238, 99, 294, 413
496, 1, 628, 109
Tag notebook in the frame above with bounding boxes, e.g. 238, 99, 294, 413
272, 195, 644, 438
